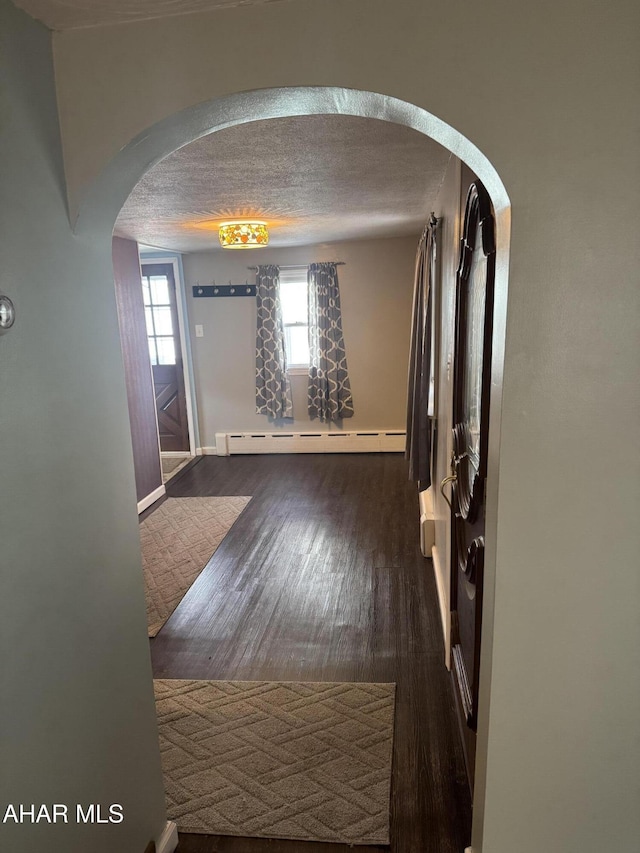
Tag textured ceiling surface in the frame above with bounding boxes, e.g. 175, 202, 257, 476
114, 115, 451, 253
12, 0, 290, 30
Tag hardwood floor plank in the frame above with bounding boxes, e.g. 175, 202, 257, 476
150, 454, 471, 852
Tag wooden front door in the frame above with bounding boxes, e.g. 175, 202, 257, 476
448, 179, 496, 789
141, 263, 189, 452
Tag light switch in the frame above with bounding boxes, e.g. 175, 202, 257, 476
195, 324, 204, 338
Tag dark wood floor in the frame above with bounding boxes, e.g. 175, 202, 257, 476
150, 454, 471, 853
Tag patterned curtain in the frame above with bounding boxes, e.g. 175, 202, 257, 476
406, 217, 438, 489
307, 262, 354, 422
255, 265, 293, 420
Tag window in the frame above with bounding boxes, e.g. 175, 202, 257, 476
279, 267, 309, 368
142, 273, 176, 365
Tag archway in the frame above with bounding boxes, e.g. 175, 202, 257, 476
77, 86, 511, 849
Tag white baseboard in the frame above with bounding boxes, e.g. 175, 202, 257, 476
137, 484, 166, 515
160, 451, 191, 459
432, 544, 451, 669
156, 820, 178, 853
200, 446, 218, 456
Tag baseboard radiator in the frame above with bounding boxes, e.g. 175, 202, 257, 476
213, 430, 406, 456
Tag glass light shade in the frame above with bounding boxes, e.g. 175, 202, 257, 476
219, 220, 269, 249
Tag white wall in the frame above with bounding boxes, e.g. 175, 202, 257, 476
24, 1, 640, 851
182, 237, 416, 446
0, 3, 166, 851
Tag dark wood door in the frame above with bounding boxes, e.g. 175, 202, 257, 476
141, 263, 189, 453
448, 180, 496, 789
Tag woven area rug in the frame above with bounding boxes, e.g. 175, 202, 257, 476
141, 497, 251, 636
154, 680, 396, 845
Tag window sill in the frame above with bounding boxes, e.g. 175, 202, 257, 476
287, 366, 309, 376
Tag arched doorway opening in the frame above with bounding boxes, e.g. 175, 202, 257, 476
77, 86, 511, 851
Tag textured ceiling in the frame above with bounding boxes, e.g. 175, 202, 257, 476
114, 115, 451, 253
12, 0, 291, 30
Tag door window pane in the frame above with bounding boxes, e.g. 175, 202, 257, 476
152, 306, 173, 336
156, 337, 176, 365
142, 272, 177, 367
149, 276, 170, 305
144, 307, 155, 336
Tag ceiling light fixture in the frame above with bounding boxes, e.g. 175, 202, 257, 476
219, 220, 269, 249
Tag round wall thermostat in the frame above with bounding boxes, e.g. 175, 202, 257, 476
0, 295, 16, 332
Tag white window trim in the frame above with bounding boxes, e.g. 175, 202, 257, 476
287, 365, 308, 375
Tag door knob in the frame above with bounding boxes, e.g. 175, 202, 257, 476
440, 474, 456, 510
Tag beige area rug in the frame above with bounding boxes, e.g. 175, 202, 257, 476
155, 680, 396, 846
141, 497, 251, 637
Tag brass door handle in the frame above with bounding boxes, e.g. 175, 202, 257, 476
440, 474, 457, 510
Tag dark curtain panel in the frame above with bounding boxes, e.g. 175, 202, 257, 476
406, 218, 438, 489
255, 264, 293, 420
307, 262, 354, 422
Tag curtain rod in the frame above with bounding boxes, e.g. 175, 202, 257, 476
247, 262, 345, 270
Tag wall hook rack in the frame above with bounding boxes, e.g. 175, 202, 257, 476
193, 280, 256, 298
